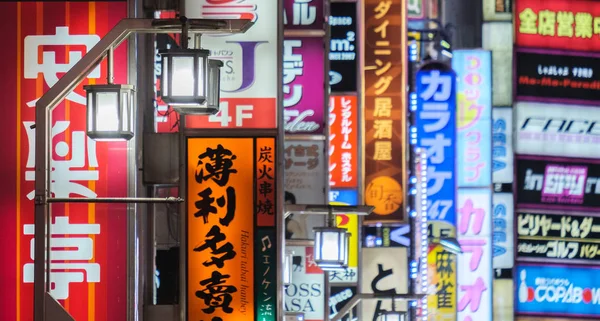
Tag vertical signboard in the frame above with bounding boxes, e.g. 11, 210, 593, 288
363, 0, 407, 223
329, 190, 359, 284
408, 0, 425, 20
285, 245, 326, 321
360, 247, 408, 320
415, 68, 457, 225
283, 37, 326, 135
482, 22, 512, 107
330, 2, 358, 93
284, 0, 324, 30
284, 140, 326, 239
483, 0, 512, 21
187, 138, 256, 321
492, 107, 513, 184
457, 189, 493, 321
329, 95, 358, 188
494, 279, 514, 321
0, 2, 129, 321
330, 286, 357, 321
453, 50, 492, 187
184, 0, 279, 129
493, 193, 514, 269
427, 243, 457, 320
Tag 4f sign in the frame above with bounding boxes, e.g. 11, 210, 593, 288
208, 102, 253, 127
186, 98, 277, 129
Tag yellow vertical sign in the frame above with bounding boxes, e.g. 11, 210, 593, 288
187, 138, 255, 321
428, 221, 457, 321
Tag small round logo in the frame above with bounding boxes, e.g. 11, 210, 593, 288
365, 176, 403, 215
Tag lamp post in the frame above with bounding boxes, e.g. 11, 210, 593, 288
33, 17, 253, 321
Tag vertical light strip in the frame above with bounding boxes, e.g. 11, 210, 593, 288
419, 149, 428, 321
15, 3, 22, 320
87, 2, 96, 321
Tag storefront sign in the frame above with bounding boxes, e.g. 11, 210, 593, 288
482, 23, 513, 106
516, 156, 600, 211
285, 140, 326, 240
457, 188, 493, 321
285, 245, 326, 321
453, 50, 493, 187
329, 189, 359, 284
363, 0, 406, 223
283, 37, 326, 135
517, 212, 600, 263
515, 0, 600, 52
515, 49, 600, 104
493, 107, 514, 184
483, 0, 512, 21
408, 0, 425, 19
516, 264, 600, 317
329, 96, 358, 188
416, 67, 457, 225
427, 243, 457, 321
360, 247, 408, 320
493, 193, 514, 269
0, 2, 129, 320
515, 102, 600, 159
330, 2, 357, 93
185, 0, 279, 129
329, 286, 357, 321
363, 224, 410, 248
284, 0, 324, 30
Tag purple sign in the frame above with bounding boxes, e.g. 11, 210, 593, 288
283, 37, 326, 135
283, 0, 324, 30
541, 165, 587, 204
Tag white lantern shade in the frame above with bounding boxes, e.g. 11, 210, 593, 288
84, 84, 135, 141
159, 48, 216, 114
206, 59, 224, 112
283, 250, 294, 286
313, 227, 349, 270
379, 311, 405, 321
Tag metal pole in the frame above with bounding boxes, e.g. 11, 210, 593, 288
178, 115, 187, 321
107, 46, 115, 84
46, 197, 183, 203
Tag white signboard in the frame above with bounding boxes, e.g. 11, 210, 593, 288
515, 102, 600, 159
457, 188, 493, 321
360, 247, 408, 320
285, 245, 326, 321
492, 192, 514, 269
483, 23, 513, 107
284, 140, 327, 240
492, 107, 513, 184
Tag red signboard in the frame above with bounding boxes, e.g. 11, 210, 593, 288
0, 2, 129, 321
328, 95, 358, 188
515, 0, 600, 52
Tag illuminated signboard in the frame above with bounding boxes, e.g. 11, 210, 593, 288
416, 66, 457, 225
284, 0, 324, 30
515, 102, 600, 159
363, 0, 407, 223
184, 0, 279, 129
492, 107, 514, 185
493, 193, 514, 269
457, 188, 493, 321
329, 189, 359, 284
0, 2, 129, 320
515, 0, 600, 52
285, 245, 326, 321
329, 95, 358, 188
515, 48, 600, 104
517, 212, 600, 264
516, 156, 600, 211
329, 286, 357, 321
482, 22, 513, 106
427, 243, 457, 320
453, 50, 492, 188
329, 2, 357, 92
408, 0, 425, 19
516, 264, 600, 317
187, 137, 278, 321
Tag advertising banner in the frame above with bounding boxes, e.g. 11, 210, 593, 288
515, 102, 600, 159
184, 0, 279, 129
516, 156, 600, 212
416, 68, 457, 225
283, 37, 326, 135
494, 279, 515, 321
517, 212, 600, 264
329, 96, 358, 188
363, 0, 406, 223
427, 243, 457, 321
330, 286, 357, 321
187, 137, 278, 321
492, 107, 514, 184
330, 2, 357, 93
453, 50, 493, 187
284, 140, 326, 240
482, 22, 513, 106
360, 247, 408, 320
329, 190, 359, 284
285, 245, 326, 321
515, 0, 600, 52
284, 0, 324, 30
493, 193, 514, 269
0, 2, 129, 321
516, 264, 600, 317
457, 188, 493, 321
483, 0, 512, 21
515, 48, 600, 105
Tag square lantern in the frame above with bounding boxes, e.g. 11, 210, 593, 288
284, 250, 294, 286
379, 311, 405, 321
159, 48, 222, 115
84, 84, 135, 141
313, 227, 350, 271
